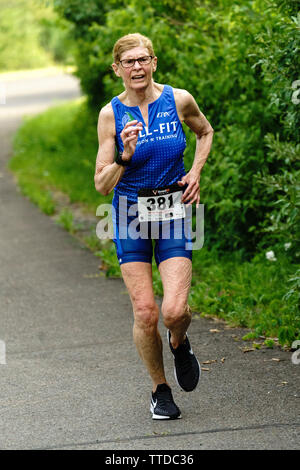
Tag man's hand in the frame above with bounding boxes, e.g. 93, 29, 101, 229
120, 120, 143, 161
178, 171, 200, 207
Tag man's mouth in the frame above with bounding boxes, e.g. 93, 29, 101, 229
132, 75, 145, 80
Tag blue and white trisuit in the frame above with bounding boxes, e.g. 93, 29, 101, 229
111, 84, 193, 265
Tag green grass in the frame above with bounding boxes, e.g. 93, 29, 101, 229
8, 99, 300, 347
189, 249, 299, 345
9, 97, 110, 213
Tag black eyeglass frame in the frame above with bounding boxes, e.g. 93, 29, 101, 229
119, 56, 153, 68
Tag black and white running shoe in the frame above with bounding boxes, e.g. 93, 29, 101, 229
150, 383, 181, 420
167, 330, 201, 392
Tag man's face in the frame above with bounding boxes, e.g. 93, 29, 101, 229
113, 46, 157, 91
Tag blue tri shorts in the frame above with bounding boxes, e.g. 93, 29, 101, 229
112, 199, 193, 266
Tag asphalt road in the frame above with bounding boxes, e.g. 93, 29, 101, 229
0, 69, 299, 450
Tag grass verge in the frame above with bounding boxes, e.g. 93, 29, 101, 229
8, 98, 300, 348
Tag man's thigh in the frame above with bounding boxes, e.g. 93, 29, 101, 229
158, 257, 192, 306
121, 262, 156, 311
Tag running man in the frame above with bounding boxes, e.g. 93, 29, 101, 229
94, 33, 214, 419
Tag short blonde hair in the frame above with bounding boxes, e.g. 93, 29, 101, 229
113, 33, 155, 64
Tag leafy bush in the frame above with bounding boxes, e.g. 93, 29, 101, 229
255, 134, 300, 254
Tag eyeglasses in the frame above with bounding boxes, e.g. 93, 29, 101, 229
119, 56, 153, 68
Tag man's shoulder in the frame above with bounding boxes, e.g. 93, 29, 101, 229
173, 87, 192, 104
172, 88, 194, 117
99, 102, 114, 119
97, 102, 115, 135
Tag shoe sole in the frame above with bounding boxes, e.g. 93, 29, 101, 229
150, 403, 181, 420
167, 330, 201, 392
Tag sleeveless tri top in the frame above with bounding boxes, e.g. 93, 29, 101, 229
111, 85, 186, 206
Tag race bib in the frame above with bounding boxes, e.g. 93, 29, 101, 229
138, 184, 186, 222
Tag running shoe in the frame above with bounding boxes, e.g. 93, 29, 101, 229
167, 330, 201, 392
150, 383, 181, 420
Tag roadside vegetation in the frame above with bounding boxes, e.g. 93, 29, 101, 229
0, 0, 73, 71
8, 0, 300, 347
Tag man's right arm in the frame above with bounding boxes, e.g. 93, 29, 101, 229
94, 104, 125, 196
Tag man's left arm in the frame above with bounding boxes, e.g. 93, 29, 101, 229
175, 90, 214, 206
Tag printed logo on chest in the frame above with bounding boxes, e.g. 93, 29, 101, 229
139, 121, 178, 138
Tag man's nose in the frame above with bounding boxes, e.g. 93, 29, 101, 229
133, 60, 142, 69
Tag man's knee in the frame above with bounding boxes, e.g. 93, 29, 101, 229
134, 301, 159, 332
162, 300, 191, 329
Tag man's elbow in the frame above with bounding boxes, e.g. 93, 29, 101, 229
205, 124, 214, 135
198, 125, 214, 139
94, 174, 110, 196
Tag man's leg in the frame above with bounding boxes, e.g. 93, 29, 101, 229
159, 257, 192, 347
159, 256, 200, 392
121, 261, 167, 392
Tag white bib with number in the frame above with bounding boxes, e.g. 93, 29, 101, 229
137, 185, 186, 222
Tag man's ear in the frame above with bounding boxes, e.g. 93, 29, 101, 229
152, 57, 158, 73
112, 63, 121, 77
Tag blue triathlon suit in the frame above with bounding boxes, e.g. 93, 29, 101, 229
111, 84, 192, 266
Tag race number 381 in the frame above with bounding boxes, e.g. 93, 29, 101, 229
138, 184, 185, 222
